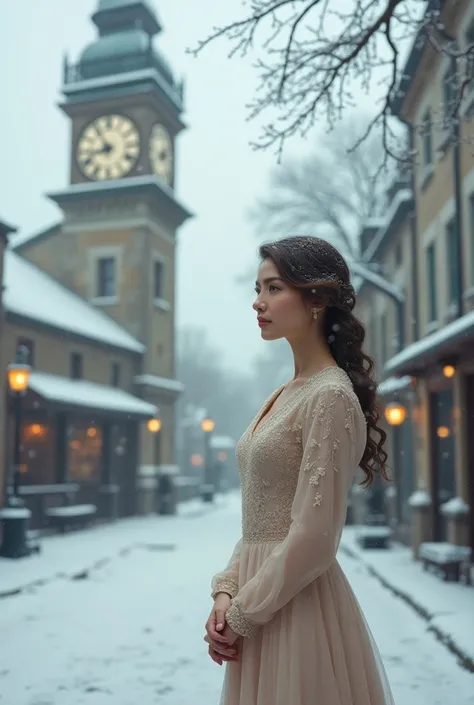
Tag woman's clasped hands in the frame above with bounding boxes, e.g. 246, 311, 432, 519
204, 592, 241, 666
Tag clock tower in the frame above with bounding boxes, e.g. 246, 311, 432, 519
37, 0, 191, 484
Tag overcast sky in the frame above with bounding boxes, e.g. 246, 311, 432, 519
0, 1, 409, 374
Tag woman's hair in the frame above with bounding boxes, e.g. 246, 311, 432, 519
259, 235, 388, 487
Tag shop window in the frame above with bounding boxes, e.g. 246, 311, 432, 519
19, 419, 55, 485
68, 421, 103, 482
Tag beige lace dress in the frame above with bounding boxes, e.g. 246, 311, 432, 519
211, 366, 394, 705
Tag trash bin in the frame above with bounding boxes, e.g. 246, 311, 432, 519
0, 507, 33, 559
157, 472, 177, 515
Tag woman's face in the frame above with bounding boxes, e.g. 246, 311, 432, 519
253, 259, 313, 342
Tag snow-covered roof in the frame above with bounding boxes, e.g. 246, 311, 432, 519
63, 67, 183, 111
28, 371, 157, 418
377, 375, 413, 397
4, 251, 144, 354
385, 310, 474, 375
363, 188, 413, 263
134, 374, 184, 394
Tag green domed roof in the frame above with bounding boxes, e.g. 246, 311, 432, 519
81, 28, 150, 64
73, 0, 176, 92
80, 27, 174, 85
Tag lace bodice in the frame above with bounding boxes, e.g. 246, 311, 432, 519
236, 367, 365, 543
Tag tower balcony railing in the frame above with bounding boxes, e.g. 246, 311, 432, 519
63, 53, 185, 106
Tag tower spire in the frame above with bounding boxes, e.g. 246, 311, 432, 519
92, 0, 162, 37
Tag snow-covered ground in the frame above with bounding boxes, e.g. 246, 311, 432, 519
1, 494, 473, 705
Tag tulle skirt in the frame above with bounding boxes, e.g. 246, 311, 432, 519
220, 541, 394, 705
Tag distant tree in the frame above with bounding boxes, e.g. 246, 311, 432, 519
249, 119, 392, 259
194, 1, 474, 161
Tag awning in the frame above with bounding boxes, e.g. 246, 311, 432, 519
377, 376, 413, 398
134, 373, 184, 396
384, 310, 474, 376
28, 372, 157, 419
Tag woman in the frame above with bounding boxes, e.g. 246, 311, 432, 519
204, 236, 395, 705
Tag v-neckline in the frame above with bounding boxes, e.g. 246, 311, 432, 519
251, 365, 341, 438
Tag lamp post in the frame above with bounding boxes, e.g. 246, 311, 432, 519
0, 345, 33, 558
147, 416, 172, 515
384, 399, 407, 531
201, 417, 215, 503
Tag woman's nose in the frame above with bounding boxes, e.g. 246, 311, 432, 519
253, 297, 264, 312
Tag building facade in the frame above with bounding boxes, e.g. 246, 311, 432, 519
1, 0, 191, 530
357, 0, 474, 558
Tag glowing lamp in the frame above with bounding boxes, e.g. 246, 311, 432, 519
201, 418, 215, 433
7, 362, 31, 393
443, 365, 455, 378
147, 418, 162, 433
437, 425, 450, 438
384, 401, 407, 426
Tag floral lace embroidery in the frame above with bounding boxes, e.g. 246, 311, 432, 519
303, 386, 355, 508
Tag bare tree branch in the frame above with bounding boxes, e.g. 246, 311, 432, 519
192, 0, 474, 160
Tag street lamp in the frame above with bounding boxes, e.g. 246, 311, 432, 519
384, 401, 407, 426
201, 416, 215, 503
147, 417, 162, 434
6, 346, 31, 505
0, 346, 33, 559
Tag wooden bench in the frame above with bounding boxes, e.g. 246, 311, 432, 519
357, 526, 392, 549
419, 542, 471, 583
19, 483, 80, 528
45, 504, 97, 533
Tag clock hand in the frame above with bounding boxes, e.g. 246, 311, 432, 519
85, 143, 113, 156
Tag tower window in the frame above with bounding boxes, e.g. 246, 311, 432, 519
97, 257, 116, 298
154, 260, 164, 299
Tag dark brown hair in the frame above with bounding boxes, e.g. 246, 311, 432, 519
259, 235, 388, 487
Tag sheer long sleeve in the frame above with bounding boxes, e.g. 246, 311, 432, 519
211, 538, 242, 600
225, 384, 364, 637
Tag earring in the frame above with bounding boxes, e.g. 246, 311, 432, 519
311, 308, 318, 320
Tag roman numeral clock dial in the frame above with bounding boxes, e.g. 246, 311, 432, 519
149, 123, 173, 185
76, 114, 140, 181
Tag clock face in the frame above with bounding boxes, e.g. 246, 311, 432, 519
149, 124, 173, 184
76, 114, 140, 181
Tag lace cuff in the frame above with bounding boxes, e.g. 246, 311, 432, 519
225, 602, 259, 638
211, 578, 239, 600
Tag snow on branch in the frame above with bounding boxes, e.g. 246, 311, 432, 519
192, 1, 474, 161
